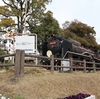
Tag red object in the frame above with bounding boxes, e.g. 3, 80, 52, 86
50, 42, 56, 45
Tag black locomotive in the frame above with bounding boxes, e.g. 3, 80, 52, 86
42, 34, 100, 69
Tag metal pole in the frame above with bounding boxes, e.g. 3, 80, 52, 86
35, 34, 38, 65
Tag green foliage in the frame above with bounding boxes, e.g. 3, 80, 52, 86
31, 11, 63, 50
0, 49, 7, 63
63, 19, 98, 48
0, 6, 12, 16
0, 0, 63, 52
0, 18, 15, 27
13, 95, 24, 99
0, 6, 15, 29
0, 49, 6, 55
63, 20, 96, 37
5, 66, 9, 71
1, 0, 52, 33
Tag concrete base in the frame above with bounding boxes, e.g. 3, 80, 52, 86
84, 95, 95, 99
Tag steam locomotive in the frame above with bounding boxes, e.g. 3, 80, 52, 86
42, 34, 100, 70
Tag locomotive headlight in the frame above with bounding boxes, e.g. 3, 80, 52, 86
46, 50, 52, 57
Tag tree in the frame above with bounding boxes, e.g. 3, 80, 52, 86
0, 6, 15, 30
31, 11, 63, 50
0, 0, 63, 52
0, 49, 7, 63
62, 19, 98, 48
1, 0, 52, 33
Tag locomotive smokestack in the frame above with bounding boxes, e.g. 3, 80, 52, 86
51, 34, 55, 38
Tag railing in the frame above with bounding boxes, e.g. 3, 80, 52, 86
0, 49, 100, 82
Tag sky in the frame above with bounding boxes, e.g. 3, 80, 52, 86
0, 0, 100, 44
46, 0, 100, 44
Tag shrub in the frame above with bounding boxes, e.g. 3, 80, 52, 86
59, 93, 90, 99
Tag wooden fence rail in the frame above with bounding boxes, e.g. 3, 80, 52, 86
0, 49, 100, 81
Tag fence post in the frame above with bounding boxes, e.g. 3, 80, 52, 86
20, 50, 25, 77
83, 59, 86, 73
11, 50, 21, 81
93, 60, 96, 73
70, 57, 73, 72
50, 55, 54, 74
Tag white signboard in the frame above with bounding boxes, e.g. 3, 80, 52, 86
15, 36, 36, 53
61, 60, 70, 71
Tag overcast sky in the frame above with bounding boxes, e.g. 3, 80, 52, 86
46, 0, 100, 44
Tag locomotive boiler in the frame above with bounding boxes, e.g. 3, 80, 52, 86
42, 34, 100, 69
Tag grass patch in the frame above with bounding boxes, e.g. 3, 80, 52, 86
13, 95, 24, 99
0, 67, 100, 99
